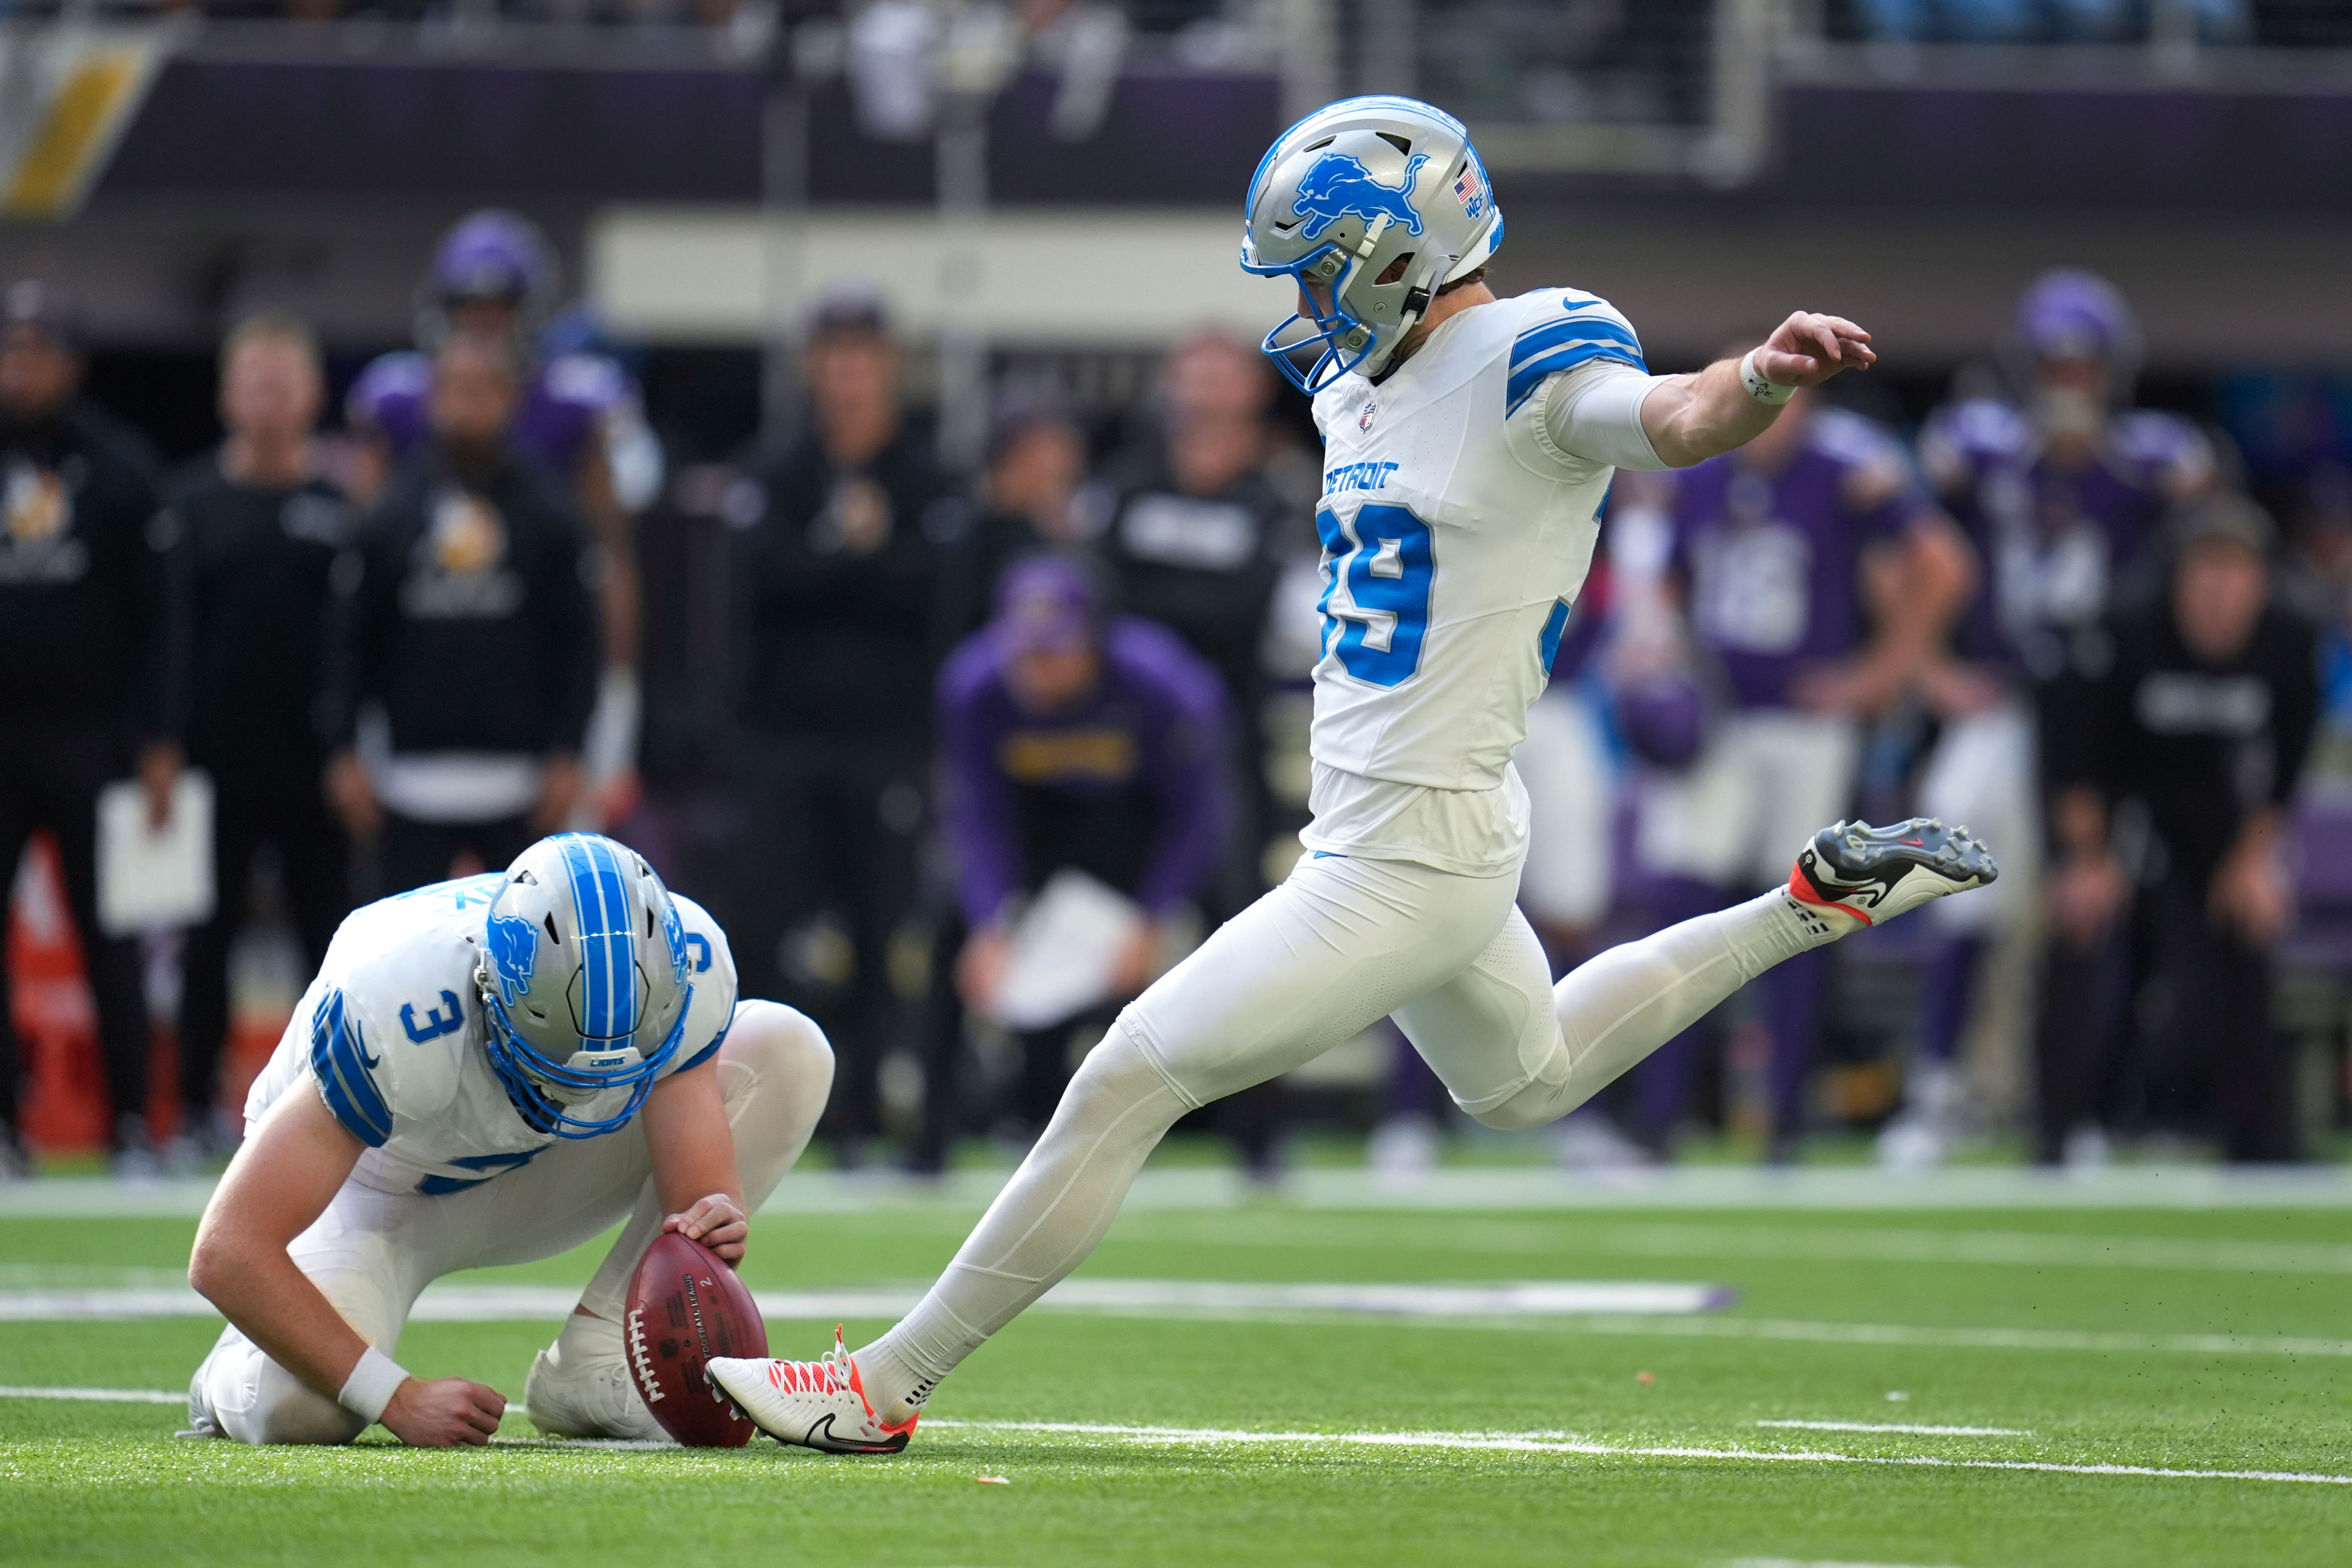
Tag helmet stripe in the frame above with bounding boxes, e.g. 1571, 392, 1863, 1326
560, 834, 636, 1044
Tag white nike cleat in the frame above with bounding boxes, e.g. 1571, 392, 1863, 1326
525, 1313, 665, 1441
706, 1327, 919, 1455
1788, 817, 1998, 928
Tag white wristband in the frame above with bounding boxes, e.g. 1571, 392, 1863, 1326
1739, 349, 1795, 406
338, 1346, 410, 1424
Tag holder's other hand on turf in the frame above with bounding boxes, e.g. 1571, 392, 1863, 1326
382, 1375, 508, 1446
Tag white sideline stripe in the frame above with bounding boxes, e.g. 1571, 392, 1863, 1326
919, 1418, 2352, 1486
6, 1287, 2350, 1361
1755, 1420, 2028, 1436
0, 1279, 1730, 1324
1728, 1559, 1963, 1568
0, 1385, 184, 1404
5, 1396, 2340, 1486
1118, 1213, 2352, 1277
17, 1164, 2352, 1218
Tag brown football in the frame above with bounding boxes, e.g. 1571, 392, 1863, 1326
624, 1231, 769, 1447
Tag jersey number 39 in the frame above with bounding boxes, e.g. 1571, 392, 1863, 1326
1315, 503, 1434, 688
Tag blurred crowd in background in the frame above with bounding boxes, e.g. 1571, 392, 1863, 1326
3, 200, 2348, 1183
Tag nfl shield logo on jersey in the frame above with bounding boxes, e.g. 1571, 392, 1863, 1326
1358, 399, 1378, 432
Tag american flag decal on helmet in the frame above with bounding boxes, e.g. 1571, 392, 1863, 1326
1452, 158, 1488, 222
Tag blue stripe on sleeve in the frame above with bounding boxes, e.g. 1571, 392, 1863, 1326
1510, 314, 1645, 371
1538, 600, 1572, 677
308, 989, 392, 1147
1505, 341, 1648, 418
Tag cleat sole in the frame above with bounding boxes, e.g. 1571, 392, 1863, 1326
1811, 817, 1998, 888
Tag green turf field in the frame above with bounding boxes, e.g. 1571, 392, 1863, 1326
4, 1168, 2351, 1567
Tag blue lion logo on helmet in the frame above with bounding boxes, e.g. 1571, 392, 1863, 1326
660, 896, 690, 987
483, 909, 539, 1005
1291, 152, 1430, 242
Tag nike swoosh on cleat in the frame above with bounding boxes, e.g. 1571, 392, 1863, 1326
1902, 838, 1923, 845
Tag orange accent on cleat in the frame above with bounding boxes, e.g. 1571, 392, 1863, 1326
1788, 859, 1872, 925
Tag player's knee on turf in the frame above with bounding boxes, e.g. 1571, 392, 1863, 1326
212, 1352, 369, 1446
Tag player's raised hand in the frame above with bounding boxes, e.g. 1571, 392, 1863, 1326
382, 1375, 507, 1446
664, 1192, 749, 1263
1754, 312, 1875, 387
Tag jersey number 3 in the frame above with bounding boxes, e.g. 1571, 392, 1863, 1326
1315, 502, 1434, 688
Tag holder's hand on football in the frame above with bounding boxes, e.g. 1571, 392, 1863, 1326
663, 1193, 748, 1263
382, 1375, 506, 1446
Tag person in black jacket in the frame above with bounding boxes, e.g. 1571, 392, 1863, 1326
155, 314, 360, 1157
2037, 493, 2319, 1164
324, 330, 598, 896
0, 281, 169, 1176
733, 285, 967, 1158
1094, 335, 1289, 908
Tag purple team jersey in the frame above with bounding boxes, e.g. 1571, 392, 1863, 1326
935, 615, 1229, 930
1918, 397, 2213, 673
346, 349, 632, 481
1669, 406, 1925, 710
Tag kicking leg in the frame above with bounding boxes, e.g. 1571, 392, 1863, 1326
712, 854, 1524, 1449
1465, 820, 1998, 1132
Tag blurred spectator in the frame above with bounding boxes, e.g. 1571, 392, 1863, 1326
732, 283, 965, 1158
347, 211, 657, 823
0, 281, 166, 1178
323, 331, 599, 892
2036, 494, 2316, 1164
1621, 389, 1941, 1157
951, 386, 1096, 635
156, 314, 359, 1163
918, 556, 1228, 1161
1884, 270, 2214, 1168
1095, 333, 1289, 898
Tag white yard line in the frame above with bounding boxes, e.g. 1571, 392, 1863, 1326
0, 1385, 184, 1404
5, 1392, 2338, 1485
1728, 1559, 1964, 1568
1755, 1420, 2028, 1436
5, 1285, 2350, 1362
0, 1278, 1730, 1324
917, 1418, 2352, 1485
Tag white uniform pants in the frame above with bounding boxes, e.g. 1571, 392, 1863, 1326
861, 850, 1824, 1399
190, 1000, 831, 1446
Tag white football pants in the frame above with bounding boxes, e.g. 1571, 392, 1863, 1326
189, 1000, 831, 1445
858, 850, 1836, 1409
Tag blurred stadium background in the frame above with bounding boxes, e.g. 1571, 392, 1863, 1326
7, 0, 2352, 1177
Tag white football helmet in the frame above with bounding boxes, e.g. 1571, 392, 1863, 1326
474, 833, 693, 1139
1240, 96, 1503, 393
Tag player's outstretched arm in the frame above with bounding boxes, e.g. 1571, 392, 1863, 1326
188, 1091, 507, 1446
1640, 312, 1876, 468
642, 1058, 750, 1263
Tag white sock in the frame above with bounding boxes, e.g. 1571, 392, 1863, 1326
856, 1025, 1192, 1421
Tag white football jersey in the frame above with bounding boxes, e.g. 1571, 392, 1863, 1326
246, 873, 740, 1196
1300, 287, 1647, 873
